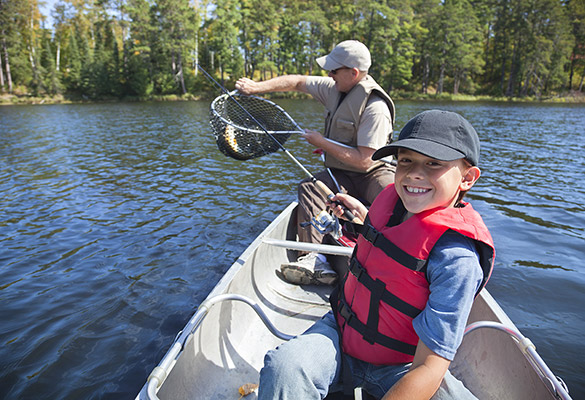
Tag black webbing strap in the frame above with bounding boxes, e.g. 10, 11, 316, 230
347, 223, 428, 272
364, 277, 385, 344
329, 268, 355, 396
348, 257, 422, 319
387, 197, 406, 227
337, 296, 417, 356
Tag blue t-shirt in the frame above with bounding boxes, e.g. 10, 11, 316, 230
412, 231, 484, 361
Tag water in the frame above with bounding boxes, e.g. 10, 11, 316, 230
1, 99, 584, 399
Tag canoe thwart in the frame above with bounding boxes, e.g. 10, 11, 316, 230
262, 238, 353, 256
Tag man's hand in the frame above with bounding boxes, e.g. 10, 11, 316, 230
302, 129, 326, 147
235, 77, 258, 95
310, 132, 378, 172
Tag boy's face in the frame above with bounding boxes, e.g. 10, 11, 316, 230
394, 149, 480, 216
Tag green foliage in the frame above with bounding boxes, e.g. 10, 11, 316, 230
1, 0, 583, 100
127, 53, 153, 96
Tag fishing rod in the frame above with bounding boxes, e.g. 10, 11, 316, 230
197, 64, 356, 222
197, 64, 315, 179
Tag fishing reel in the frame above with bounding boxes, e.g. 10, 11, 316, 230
301, 210, 342, 240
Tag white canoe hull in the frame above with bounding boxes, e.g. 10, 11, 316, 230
137, 202, 569, 399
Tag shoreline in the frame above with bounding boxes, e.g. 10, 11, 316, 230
1, 90, 584, 106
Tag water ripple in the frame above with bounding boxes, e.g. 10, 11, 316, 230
1, 100, 584, 398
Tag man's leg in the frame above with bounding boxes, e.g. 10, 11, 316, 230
280, 170, 342, 285
352, 164, 395, 206
296, 169, 340, 245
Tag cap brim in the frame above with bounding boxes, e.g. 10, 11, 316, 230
316, 55, 344, 71
372, 139, 466, 161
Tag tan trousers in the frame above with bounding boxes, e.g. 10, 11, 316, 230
296, 164, 395, 245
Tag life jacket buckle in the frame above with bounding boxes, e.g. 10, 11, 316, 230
338, 300, 356, 324
363, 224, 379, 244
349, 257, 366, 280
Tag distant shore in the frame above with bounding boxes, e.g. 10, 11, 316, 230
2, 90, 584, 106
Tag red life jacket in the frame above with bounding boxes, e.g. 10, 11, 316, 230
332, 184, 495, 365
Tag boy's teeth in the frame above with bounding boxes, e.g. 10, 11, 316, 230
406, 186, 429, 193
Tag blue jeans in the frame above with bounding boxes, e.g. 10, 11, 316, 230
258, 312, 477, 400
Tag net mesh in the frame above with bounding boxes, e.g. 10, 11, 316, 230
209, 92, 301, 160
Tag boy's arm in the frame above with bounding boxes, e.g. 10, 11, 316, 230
383, 232, 484, 399
381, 340, 450, 400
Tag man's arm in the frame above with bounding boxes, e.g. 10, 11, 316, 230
303, 129, 378, 171
381, 340, 451, 400
305, 94, 392, 172
235, 75, 309, 95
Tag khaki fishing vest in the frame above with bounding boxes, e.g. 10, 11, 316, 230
324, 76, 395, 173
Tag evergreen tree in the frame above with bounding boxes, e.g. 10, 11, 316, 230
3, 0, 584, 99
63, 27, 82, 92
40, 28, 62, 95
151, 0, 199, 94
567, 0, 585, 91
427, 0, 485, 94
208, 0, 243, 84
126, 0, 154, 96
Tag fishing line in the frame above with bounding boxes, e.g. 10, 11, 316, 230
198, 65, 313, 177
197, 64, 356, 222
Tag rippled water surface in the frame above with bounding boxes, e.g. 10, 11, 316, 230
1, 99, 584, 399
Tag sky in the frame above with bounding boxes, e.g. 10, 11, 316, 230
39, 0, 56, 28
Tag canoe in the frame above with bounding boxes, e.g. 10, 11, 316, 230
136, 202, 571, 400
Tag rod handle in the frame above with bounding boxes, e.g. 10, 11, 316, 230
314, 180, 356, 222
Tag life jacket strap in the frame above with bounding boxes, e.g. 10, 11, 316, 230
348, 257, 423, 319
337, 297, 417, 356
347, 222, 428, 272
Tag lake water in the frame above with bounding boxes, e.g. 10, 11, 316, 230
1, 99, 584, 399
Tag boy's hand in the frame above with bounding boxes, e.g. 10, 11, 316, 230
328, 193, 368, 224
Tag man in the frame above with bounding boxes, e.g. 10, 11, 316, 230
235, 40, 395, 285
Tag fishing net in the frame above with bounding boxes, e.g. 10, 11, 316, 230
209, 92, 303, 160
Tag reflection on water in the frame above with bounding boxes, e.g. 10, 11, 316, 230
0, 100, 584, 398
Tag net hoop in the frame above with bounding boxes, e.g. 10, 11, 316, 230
209, 92, 303, 160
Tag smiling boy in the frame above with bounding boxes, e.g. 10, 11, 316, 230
257, 110, 495, 399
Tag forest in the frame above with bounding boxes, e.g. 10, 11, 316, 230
0, 0, 584, 102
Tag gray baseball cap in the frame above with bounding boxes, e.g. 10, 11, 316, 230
316, 40, 371, 72
372, 110, 480, 166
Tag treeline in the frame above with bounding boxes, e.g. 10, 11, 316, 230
1, 0, 584, 101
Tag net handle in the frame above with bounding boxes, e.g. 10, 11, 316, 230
198, 64, 356, 222
210, 92, 353, 149
198, 65, 314, 179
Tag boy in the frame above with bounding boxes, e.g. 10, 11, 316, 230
258, 110, 495, 399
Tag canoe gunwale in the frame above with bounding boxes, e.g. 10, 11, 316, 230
463, 320, 571, 400
138, 201, 572, 400
142, 202, 300, 400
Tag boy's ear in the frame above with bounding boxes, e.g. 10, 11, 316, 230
461, 166, 481, 191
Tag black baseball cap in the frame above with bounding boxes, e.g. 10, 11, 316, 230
372, 110, 480, 166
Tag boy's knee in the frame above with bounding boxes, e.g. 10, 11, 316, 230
263, 344, 303, 378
